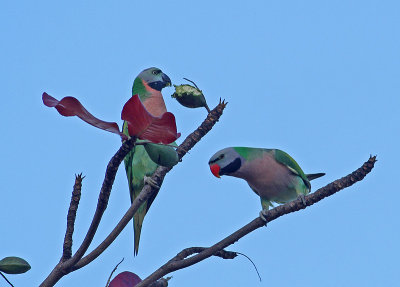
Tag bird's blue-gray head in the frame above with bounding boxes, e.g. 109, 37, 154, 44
208, 147, 242, 178
138, 67, 171, 91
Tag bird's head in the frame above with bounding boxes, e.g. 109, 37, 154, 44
208, 147, 242, 178
137, 67, 172, 91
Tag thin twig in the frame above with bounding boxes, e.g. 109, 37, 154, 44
0, 272, 14, 287
62, 174, 84, 261
105, 258, 124, 287
135, 156, 377, 287
236, 252, 261, 282
183, 78, 200, 90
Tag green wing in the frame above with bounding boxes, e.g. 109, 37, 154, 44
123, 121, 158, 255
273, 149, 311, 189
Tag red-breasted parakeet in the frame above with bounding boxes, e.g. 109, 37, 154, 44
123, 67, 172, 255
208, 147, 324, 218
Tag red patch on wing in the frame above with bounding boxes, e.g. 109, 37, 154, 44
121, 94, 180, 144
210, 164, 221, 178
42, 92, 127, 140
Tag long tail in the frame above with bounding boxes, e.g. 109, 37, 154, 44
306, 172, 325, 181
123, 121, 148, 256
124, 142, 158, 256
133, 205, 146, 255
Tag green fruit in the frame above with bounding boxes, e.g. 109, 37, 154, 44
144, 143, 179, 167
171, 84, 210, 113
0, 256, 31, 274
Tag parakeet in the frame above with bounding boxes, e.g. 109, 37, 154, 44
208, 147, 324, 216
123, 67, 172, 255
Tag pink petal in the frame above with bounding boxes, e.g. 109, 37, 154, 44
121, 95, 180, 144
109, 271, 142, 287
42, 92, 127, 140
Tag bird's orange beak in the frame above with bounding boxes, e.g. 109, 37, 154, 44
210, 164, 221, 178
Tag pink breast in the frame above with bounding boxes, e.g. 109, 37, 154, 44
143, 95, 167, 116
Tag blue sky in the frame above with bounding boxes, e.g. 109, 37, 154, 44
1, 1, 399, 286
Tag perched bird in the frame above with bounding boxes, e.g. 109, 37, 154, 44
123, 67, 172, 255
208, 147, 324, 218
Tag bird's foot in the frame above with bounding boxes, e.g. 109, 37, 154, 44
298, 194, 307, 206
259, 209, 269, 226
144, 176, 160, 189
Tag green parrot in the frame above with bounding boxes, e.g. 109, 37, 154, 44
123, 67, 172, 255
208, 147, 324, 218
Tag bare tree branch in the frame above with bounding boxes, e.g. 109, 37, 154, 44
40, 95, 376, 287
40, 101, 227, 286
73, 99, 228, 270
62, 174, 84, 261
172, 247, 237, 261
148, 278, 169, 287
134, 155, 377, 287
66, 138, 137, 266
40, 137, 136, 287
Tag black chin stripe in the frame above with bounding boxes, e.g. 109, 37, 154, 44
220, 158, 241, 175
148, 81, 166, 91
209, 158, 218, 165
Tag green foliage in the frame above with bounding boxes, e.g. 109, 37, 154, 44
0, 256, 31, 274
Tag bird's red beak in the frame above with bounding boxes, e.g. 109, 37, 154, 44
210, 164, 221, 178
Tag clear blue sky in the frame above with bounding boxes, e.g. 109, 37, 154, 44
1, 1, 399, 286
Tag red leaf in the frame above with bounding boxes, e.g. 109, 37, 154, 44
121, 95, 180, 144
109, 271, 142, 287
42, 92, 127, 140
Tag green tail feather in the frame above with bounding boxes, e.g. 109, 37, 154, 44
133, 204, 146, 255
123, 122, 159, 255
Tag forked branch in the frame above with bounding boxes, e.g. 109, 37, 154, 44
40, 100, 227, 287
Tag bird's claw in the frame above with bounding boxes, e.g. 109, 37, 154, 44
298, 194, 307, 206
144, 176, 160, 189
259, 209, 268, 226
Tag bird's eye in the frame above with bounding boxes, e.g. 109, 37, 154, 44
219, 154, 225, 160
152, 70, 161, 75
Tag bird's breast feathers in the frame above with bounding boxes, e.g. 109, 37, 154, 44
235, 151, 299, 200
142, 91, 167, 116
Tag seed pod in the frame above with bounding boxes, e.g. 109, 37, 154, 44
171, 81, 210, 113
0, 256, 31, 274
144, 143, 179, 167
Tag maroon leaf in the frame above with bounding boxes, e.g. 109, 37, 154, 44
121, 95, 180, 144
109, 271, 142, 287
42, 92, 127, 140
